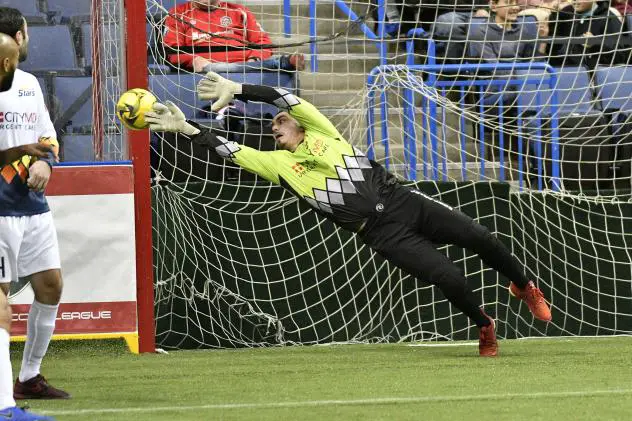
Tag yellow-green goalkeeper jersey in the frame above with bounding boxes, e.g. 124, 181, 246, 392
186, 85, 397, 232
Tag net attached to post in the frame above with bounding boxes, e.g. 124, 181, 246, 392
103, 0, 632, 349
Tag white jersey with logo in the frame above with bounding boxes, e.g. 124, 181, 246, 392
0, 69, 56, 217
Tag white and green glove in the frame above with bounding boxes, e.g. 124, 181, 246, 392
197, 71, 243, 112
144, 101, 200, 136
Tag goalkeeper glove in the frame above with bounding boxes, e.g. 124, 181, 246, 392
145, 101, 200, 136
197, 71, 242, 112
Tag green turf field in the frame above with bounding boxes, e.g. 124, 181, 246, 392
10, 337, 632, 421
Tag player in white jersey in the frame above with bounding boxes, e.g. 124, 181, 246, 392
0, 144, 52, 166
0, 8, 70, 417
0, 31, 56, 421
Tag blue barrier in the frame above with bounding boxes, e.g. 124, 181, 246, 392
308, 0, 389, 72
330, 1, 390, 147
403, 29, 436, 180
56, 161, 132, 167
284, 0, 291, 38
405, 29, 435, 66
334, 0, 379, 41
366, 63, 561, 191
309, 0, 317, 72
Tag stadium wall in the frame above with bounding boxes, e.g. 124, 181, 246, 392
9, 164, 140, 352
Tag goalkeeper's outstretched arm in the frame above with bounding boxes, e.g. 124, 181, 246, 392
197, 72, 342, 139
145, 101, 285, 184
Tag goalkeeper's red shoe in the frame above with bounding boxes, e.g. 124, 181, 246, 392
14, 375, 70, 400
509, 281, 552, 322
479, 313, 498, 357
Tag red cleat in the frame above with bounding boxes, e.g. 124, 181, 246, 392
14, 375, 70, 400
479, 314, 498, 357
509, 281, 552, 322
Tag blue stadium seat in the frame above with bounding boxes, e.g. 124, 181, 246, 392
515, 66, 597, 116
0, 0, 47, 23
594, 66, 632, 180
594, 66, 632, 112
21, 25, 81, 74
53, 76, 92, 132
516, 66, 613, 190
149, 73, 209, 120
61, 135, 94, 162
47, 0, 90, 21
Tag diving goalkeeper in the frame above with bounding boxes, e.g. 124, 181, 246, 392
145, 72, 552, 357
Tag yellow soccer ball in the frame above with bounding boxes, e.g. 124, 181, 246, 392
116, 88, 157, 130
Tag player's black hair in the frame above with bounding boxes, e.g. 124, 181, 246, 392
273, 110, 304, 131
0, 7, 25, 39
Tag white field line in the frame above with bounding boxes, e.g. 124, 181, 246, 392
407, 335, 632, 347
44, 389, 632, 416
514, 335, 632, 341
408, 342, 478, 347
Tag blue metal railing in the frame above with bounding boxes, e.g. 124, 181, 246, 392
366, 63, 561, 191
307, 0, 388, 72
309, 0, 317, 71
333, 0, 383, 41
403, 29, 435, 181
284, 0, 291, 38
405, 29, 435, 66
56, 161, 132, 166
298, 1, 433, 72
284, 2, 561, 190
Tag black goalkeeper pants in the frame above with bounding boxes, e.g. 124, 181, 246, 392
359, 185, 530, 327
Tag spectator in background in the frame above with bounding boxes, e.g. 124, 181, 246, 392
370, 1, 409, 37
468, 0, 537, 61
519, 5, 555, 55
467, 0, 539, 162
163, 0, 304, 73
516, 0, 575, 53
547, 0, 630, 68
478, 0, 572, 18
377, 0, 490, 38
430, 1, 494, 62
517, 0, 573, 12
418, 0, 490, 31
612, 0, 632, 15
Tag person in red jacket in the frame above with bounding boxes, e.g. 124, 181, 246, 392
163, 0, 305, 73
612, 0, 632, 15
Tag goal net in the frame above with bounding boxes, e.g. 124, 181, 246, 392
101, 0, 632, 349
